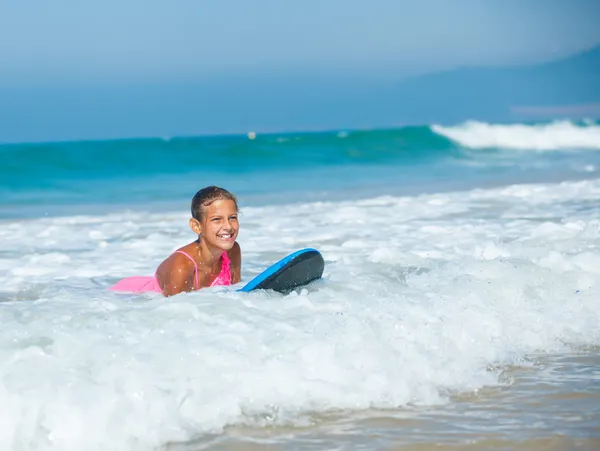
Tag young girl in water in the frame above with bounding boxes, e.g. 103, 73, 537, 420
110, 186, 241, 297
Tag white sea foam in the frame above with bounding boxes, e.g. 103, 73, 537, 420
432, 120, 600, 150
1, 178, 600, 450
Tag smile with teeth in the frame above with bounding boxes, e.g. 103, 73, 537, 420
217, 233, 233, 240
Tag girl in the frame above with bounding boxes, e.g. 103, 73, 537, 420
110, 186, 241, 297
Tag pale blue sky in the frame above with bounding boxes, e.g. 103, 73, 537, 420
1, 0, 599, 86
0, 1, 599, 142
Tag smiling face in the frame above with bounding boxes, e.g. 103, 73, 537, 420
190, 198, 239, 251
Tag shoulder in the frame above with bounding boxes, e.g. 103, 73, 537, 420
156, 249, 196, 280
227, 242, 242, 284
155, 249, 200, 295
227, 241, 241, 263
230, 241, 241, 255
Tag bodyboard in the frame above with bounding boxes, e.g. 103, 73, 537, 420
239, 248, 324, 293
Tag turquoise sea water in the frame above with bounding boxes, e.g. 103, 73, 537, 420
2, 120, 600, 218
1, 120, 600, 451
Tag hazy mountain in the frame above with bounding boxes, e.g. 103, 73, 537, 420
361, 45, 600, 124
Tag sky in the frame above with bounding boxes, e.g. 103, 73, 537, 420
0, 0, 599, 142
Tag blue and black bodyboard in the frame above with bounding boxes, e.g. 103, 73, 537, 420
239, 248, 324, 293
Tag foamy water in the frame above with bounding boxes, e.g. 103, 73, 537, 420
1, 178, 600, 451
432, 120, 600, 150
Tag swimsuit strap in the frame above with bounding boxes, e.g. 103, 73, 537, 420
175, 250, 199, 290
221, 250, 231, 267
210, 251, 232, 287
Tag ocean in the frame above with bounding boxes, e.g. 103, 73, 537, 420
1, 120, 599, 451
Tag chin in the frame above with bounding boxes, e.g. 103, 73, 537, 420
221, 241, 236, 251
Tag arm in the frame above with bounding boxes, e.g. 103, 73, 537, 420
156, 253, 196, 297
228, 241, 242, 284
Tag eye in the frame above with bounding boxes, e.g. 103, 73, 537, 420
211, 217, 222, 222
230, 215, 238, 221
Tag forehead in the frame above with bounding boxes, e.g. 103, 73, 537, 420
203, 198, 237, 215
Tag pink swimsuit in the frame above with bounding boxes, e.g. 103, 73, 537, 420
109, 250, 231, 293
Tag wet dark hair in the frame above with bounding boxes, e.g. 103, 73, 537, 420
191, 186, 238, 221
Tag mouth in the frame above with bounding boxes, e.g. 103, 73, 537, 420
217, 233, 234, 241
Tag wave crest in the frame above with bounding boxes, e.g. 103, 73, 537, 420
431, 120, 600, 150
